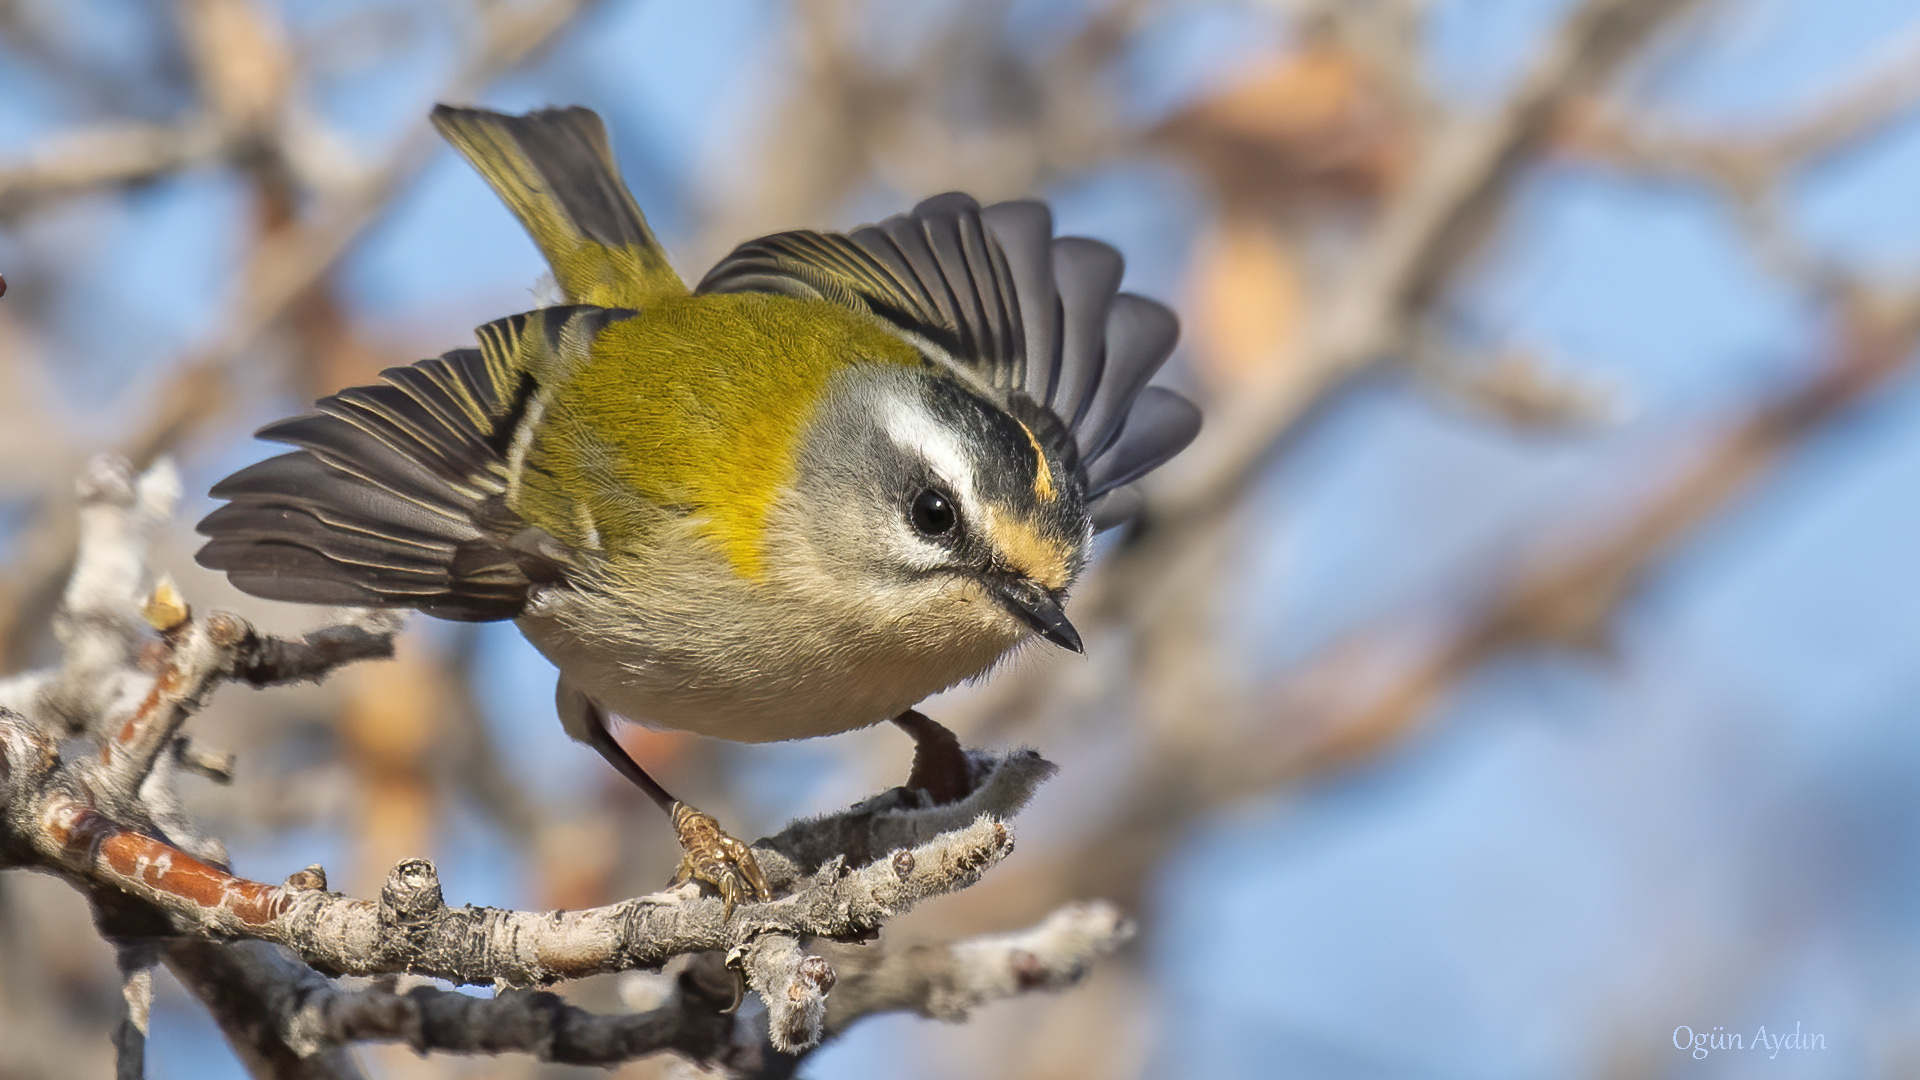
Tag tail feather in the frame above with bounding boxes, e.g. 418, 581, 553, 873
431, 104, 685, 309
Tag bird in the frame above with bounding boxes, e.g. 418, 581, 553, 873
196, 105, 1201, 910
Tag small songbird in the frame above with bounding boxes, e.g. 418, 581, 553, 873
197, 105, 1200, 908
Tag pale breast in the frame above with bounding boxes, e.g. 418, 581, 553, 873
514, 521, 1023, 743
517, 591, 1015, 743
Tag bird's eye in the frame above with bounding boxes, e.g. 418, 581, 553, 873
910, 488, 958, 538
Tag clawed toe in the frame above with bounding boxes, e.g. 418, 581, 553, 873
670, 802, 771, 917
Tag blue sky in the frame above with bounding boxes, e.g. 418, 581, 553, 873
10, 0, 1920, 1076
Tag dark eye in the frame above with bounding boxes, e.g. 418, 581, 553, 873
910, 488, 957, 538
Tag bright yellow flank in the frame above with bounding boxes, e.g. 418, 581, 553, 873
543, 293, 921, 576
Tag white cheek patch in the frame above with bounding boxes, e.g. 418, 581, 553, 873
884, 531, 949, 575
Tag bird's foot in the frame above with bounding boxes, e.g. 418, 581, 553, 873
670, 802, 771, 918
895, 709, 974, 804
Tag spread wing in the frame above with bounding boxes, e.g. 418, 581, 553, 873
194, 309, 617, 620
696, 193, 1200, 520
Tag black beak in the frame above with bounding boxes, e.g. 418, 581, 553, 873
990, 579, 1083, 653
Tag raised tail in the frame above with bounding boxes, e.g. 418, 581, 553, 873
432, 104, 686, 309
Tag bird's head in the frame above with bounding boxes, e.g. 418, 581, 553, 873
777, 362, 1091, 660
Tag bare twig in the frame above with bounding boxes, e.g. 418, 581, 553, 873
273, 965, 743, 1067
820, 900, 1135, 1033
1557, 31, 1920, 294
266, 897, 1132, 1071
0, 455, 1121, 1074
3, 656, 1036, 989
1566, 27, 1920, 183
113, 956, 152, 1080
166, 940, 369, 1080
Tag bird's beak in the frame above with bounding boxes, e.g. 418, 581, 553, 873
990, 578, 1083, 653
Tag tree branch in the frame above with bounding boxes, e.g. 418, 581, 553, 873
267, 901, 1134, 1069
820, 900, 1135, 1033
0, 455, 1124, 1074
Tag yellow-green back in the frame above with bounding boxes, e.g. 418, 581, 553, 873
528, 293, 921, 576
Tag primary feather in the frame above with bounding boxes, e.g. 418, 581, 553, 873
197, 320, 567, 619
698, 193, 1200, 506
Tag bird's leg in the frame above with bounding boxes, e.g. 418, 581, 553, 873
575, 699, 770, 916
892, 709, 974, 805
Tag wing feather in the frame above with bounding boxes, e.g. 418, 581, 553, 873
1075, 294, 1180, 463
1046, 237, 1124, 433
695, 193, 1202, 528
196, 322, 581, 620
981, 200, 1060, 404
1085, 387, 1203, 497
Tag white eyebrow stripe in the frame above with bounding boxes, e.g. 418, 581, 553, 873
882, 397, 979, 508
